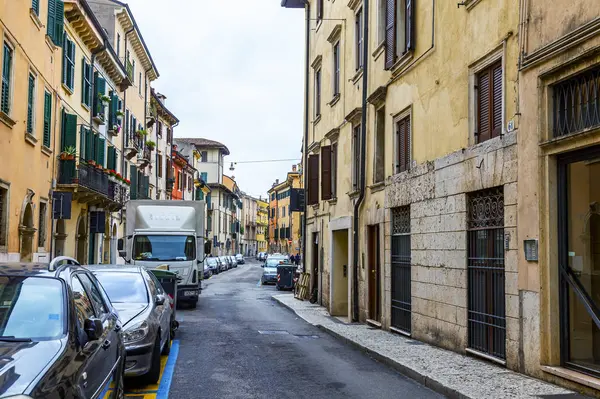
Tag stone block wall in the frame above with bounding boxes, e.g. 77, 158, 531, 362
383, 132, 519, 366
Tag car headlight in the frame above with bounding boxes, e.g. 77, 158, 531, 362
3, 396, 34, 399
123, 320, 149, 344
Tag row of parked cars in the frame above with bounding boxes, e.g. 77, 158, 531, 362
203, 254, 245, 279
0, 257, 178, 399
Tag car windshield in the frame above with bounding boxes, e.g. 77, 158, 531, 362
93, 272, 148, 303
206, 258, 218, 266
133, 235, 196, 261
265, 259, 282, 267
0, 276, 65, 340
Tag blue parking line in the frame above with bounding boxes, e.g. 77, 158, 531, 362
156, 340, 180, 399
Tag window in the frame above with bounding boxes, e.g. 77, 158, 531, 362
314, 68, 322, 118
333, 42, 340, 97
157, 154, 163, 178
78, 273, 108, 316
391, 206, 412, 333
395, 114, 411, 173
384, 0, 415, 70
116, 33, 120, 57
0, 186, 7, 249
71, 276, 95, 327
43, 91, 52, 148
377, 0, 386, 45
62, 34, 75, 91
32, 0, 40, 15
282, 207, 285, 217
307, 154, 319, 205
476, 61, 502, 143
138, 72, 142, 95
178, 171, 182, 190
81, 59, 92, 108
352, 124, 361, 190
46, 0, 64, 47
321, 145, 332, 200
331, 143, 338, 198
38, 202, 47, 248
201, 151, 207, 162
26, 73, 36, 134
201, 172, 208, 182
1, 42, 13, 115
156, 121, 162, 137
355, 8, 364, 70
374, 107, 385, 183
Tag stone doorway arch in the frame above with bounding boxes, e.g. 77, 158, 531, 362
75, 215, 87, 264
54, 219, 67, 257
19, 190, 37, 262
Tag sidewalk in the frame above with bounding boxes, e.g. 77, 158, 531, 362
272, 293, 588, 399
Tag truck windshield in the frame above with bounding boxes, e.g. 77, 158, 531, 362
133, 235, 196, 261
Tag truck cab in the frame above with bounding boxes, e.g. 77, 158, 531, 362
120, 200, 206, 307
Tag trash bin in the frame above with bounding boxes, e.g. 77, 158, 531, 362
149, 269, 179, 335
276, 264, 296, 291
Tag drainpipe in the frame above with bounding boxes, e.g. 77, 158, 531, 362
144, 68, 151, 195
352, 0, 369, 322
301, 2, 310, 273
122, 27, 134, 179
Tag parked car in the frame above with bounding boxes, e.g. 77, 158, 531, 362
0, 258, 126, 399
256, 252, 263, 260
261, 258, 283, 285
206, 257, 220, 274
203, 264, 212, 279
235, 254, 245, 264
219, 256, 231, 270
229, 256, 238, 268
88, 265, 174, 384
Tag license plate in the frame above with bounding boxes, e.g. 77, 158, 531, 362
184, 290, 198, 296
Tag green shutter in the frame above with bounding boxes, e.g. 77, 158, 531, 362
61, 36, 67, 85
85, 129, 93, 162
43, 92, 51, 148
26, 74, 34, 133
130, 165, 137, 199
81, 59, 86, 106
94, 73, 105, 117
79, 125, 85, 160
96, 135, 105, 166
47, 0, 56, 43
2, 44, 12, 114
109, 91, 118, 128
107, 146, 115, 170
68, 40, 75, 89
62, 113, 76, 151
54, 0, 64, 47
32, 0, 40, 15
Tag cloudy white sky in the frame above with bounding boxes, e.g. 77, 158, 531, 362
126, 0, 305, 199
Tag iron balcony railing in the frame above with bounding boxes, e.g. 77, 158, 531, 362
58, 160, 128, 205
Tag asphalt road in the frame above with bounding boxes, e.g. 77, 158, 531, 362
168, 259, 445, 399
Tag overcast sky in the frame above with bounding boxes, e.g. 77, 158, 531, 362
126, 0, 305, 199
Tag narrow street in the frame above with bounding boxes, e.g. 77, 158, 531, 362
165, 259, 444, 399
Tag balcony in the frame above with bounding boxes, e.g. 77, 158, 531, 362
137, 147, 151, 169
57, 160, 129, 211
124, 133, 143, 160
126, 59, 133, 81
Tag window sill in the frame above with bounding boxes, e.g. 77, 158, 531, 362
391, 51, 414, 76
30, 9, 43, 30
348, 190, 360, 199
81, 103, 90, 112
351, 68, 364, 85
0, 111, 16, 129
327, 198, 338, 205
372, 42, 385, 61
541, 365, 600, 391
369, 181, 385, 192
328, 94, 341, 107
61, 83, 74, 95
41, 146, 52, 157
461, 0, 484, 11
313, 114, 322, 126
24, 132, 38, 147
45, 35, 57, 51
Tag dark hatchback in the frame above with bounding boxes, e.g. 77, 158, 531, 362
0, 258, 125, 399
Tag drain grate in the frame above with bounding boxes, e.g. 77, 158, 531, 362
258, 330, 289, 335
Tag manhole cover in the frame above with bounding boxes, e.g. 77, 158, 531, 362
258, 330, 289, 335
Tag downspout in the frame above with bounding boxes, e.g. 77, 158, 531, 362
121, 27, 134, 179
352, 0, 369, 322
143, 68, 151, 197
302, 2, 310, 273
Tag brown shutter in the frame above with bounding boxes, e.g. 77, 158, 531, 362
321, 146, 332, 200
331, 143, 337, 198
308, 154, 319, 205
397, 116, 411, 173
477, 68, 491, 143
406, 0, 414, 51
404, 116, 411, 171
384, 0, 397, 69
492, 62, 502, 139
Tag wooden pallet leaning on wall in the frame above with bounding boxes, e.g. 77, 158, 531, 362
294, 273, 310, 300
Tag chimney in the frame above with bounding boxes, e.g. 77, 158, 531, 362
275, 179, 279, 185
156, 92, 167, 105
292, 165, 297, 172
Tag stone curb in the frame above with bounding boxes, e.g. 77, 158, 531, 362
271, 295, 466, 399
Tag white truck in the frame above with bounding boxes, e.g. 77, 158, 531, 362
119, 200, 208, 308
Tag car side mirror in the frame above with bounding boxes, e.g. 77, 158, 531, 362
155, 294, 165, 306
118, 250, 126, 258
84, 318, 103, 341
204, 241, 212, 256
118, 238, 124, 251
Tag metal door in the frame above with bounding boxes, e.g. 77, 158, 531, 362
391, 206, 411, 333
467, 187, 506, 360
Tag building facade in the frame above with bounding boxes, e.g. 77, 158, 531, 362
170, 144, 195, 201
241, 193, 258, 257
257, 198, 268, 253
149, 89, 177, 200
267, 166, 302, 255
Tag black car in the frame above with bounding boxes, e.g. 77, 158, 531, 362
0, 257, 125, 399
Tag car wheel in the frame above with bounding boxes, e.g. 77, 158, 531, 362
113, 359, 125, 399
161, 329, 172, 356
143, 335, 161, 385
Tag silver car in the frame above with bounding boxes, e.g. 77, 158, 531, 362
229, 256, 238, 268
88, 265, 174, 384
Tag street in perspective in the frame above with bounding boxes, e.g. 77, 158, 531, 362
1, 0, 600, 398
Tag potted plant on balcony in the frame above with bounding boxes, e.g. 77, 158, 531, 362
98, 94, 111, 105
145, 140, 156, 151
124, 179, 131, 186
59, 146, 77, 161
87, 159, 96, 167
116, 110, 124, 120
135, 128, 148, 139
107, 169, 117, 182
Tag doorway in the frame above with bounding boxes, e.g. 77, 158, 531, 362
391, 206, 411, 333
75, 217, 87, 264
54, 219, 66, 257
19, 202, 35, 262
367, 225, 381, 324
110, 224, 117, 264
331, 229, 349, 317
558, 146, 600, 376
311, 232, 319, 295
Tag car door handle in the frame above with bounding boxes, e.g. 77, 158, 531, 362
102, 340, 111, 350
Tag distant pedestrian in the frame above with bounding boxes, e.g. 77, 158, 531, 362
295, 253, 300, 266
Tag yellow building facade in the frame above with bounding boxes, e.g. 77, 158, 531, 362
267, 166, 302, 255
257, 199, 268, 253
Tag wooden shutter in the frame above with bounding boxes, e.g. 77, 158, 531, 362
331, 143, 337, 197
81, 60, 86, 105
321, 146, 332, 200
158, 155, 163, 177
396, 116, 411, 172
98, 137, 105, 167
55, 0, 64, 47
406, 0, 414, 51
1, 44, 11, 114
63, 113, 77, 151
107, 146, 114, 170
384, 0, 397, 69
308, 154, 319, 205
47, 0, 56, 44
68, 40, 75, 89
85, 129, 93, 162
492, 63, 502, 139
26, 74, 34, 133
79, 126, 85, 160
43, 92, 52, 147
130, 165, 137, 199
32, 0, 40, 15
476, 62, 503, 144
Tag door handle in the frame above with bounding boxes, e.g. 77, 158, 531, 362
114, 324, 121, 333
102, 340, 111, 350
